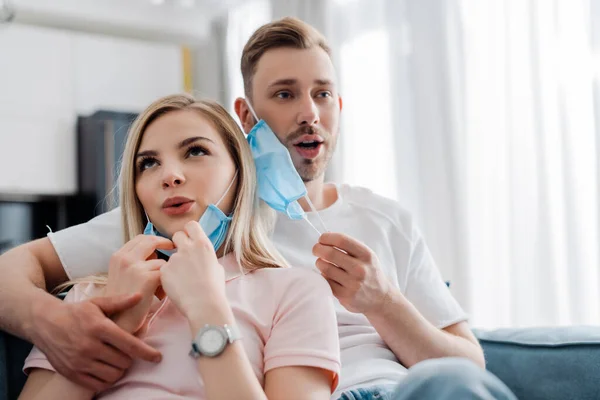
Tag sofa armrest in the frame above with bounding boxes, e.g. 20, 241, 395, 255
475, 326, 600, 400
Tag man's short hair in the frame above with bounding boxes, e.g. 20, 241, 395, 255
241, 17, 332, 99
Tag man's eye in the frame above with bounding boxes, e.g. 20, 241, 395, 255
276, 91, 292, 99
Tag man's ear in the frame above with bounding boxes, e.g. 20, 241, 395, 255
338, 95, 343, 112
234, 97, 253, 134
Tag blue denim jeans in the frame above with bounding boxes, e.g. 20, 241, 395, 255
338, 385, 398, 400
337, 358, 517, 400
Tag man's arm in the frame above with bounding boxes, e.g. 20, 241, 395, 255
0, 238, 67, 340
365, 289, 484, 368
0, 238, 162, 391
313, 232, 485, 369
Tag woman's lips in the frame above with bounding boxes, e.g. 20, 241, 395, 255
162, 201, 194, 216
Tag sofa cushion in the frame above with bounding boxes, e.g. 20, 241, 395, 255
475, 326, 600, 400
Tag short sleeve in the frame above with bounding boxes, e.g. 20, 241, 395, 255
263, 269, 340, 392
404, 226, 469, 328
23, 284, 99, 375
48, 208, 123, 279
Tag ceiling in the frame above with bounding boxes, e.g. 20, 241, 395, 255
8, 0, 253, 43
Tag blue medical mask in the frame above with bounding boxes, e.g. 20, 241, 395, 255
143, 172, 237, 257
245, 101, 328, 235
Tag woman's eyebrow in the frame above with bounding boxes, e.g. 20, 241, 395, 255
178, 136, 215, 149
136, 136, 215, 159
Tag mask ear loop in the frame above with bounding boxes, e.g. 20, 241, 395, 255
245, 100, 260, 124
144, 211, 154, 233
304, 195, 329, 234
302, 214, 323, 237
215, 171, 239, 209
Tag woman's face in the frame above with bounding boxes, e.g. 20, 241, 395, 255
135, 109, 237, 237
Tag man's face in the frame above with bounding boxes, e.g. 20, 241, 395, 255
246, 47, 342, 182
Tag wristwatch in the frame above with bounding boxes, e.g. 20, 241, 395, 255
189, 324, 242, 358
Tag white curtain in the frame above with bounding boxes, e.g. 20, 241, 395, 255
223, 0, 600, 329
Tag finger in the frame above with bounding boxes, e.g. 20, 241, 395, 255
313, 243, 363, 274
130, 235, 175, 261
91, 294, 142, 316
172, 230, 192, 248
316, 258, 351, 286
184, 220, 207, 242
94, 343, 133, 370
97, 321, 162, 362
140, 259, 167, 271
84, 360, 125, 384
318, 232, 372, 261
326, 278, 346, 299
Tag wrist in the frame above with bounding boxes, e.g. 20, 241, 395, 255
184, 294, 234, 333
26, 289, 63, 342
364, 285, 404, 322
112, 314, 141, 334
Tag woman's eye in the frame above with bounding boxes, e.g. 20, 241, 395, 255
187, 145, 207, 157
138, 158, 158, 171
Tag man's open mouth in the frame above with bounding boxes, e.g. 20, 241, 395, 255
295, 140, 322, 149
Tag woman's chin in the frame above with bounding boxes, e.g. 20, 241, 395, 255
160, 218, 200, 237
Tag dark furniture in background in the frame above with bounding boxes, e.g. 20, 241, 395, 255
76, 110, 137, 218
0, 110, 136, 257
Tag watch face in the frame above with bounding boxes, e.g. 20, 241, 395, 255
200, 328, 226, 354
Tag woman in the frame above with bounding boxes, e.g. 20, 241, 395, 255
18, 94, 340, 399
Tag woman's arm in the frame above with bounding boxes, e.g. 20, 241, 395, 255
18, 369, 94, 400
264, 366, 332, 400
186, 298, 332, 400
186, 301, 267, 400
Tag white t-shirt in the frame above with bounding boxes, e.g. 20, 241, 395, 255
47, 183, 467, 398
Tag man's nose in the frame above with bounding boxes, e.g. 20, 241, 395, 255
297, 96, 320, 126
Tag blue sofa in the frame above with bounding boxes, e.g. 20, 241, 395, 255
2, 326, 600, 399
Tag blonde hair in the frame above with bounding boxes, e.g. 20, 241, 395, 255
55, 94, 287, 293
241, 17, 331, 99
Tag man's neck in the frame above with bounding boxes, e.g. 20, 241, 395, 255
298, 176, 338, 212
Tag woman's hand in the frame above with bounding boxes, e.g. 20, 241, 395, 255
160, 221, 227, 322
106, 235, 174, 334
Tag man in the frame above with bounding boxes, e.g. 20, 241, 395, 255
0, 17, 515, 400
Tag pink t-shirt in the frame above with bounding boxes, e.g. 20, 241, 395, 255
24, 253, 340, 399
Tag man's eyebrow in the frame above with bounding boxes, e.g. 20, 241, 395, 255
268, 78, 298, 89
267, 78, 335, 89
315, 79, 334, 86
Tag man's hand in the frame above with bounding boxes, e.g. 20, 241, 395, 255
313, 232, 392, 315
29, 293, 162, 392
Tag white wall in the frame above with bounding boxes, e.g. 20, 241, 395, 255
0, 24, 183, 195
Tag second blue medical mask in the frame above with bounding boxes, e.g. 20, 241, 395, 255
143, 172, 237, 257
244, 101, 328, 235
